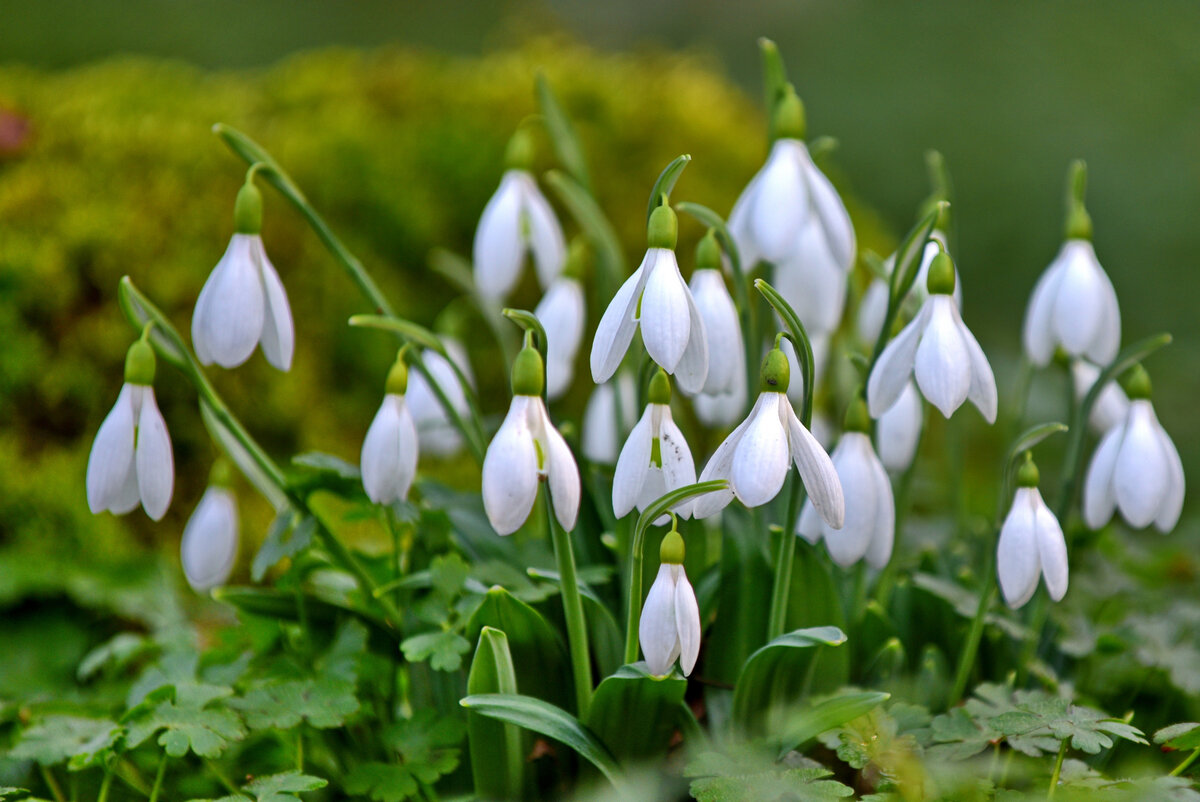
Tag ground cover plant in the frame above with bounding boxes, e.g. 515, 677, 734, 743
1, 37, 1197, 802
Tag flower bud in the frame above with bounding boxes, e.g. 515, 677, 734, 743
1119, 363, 1152, 400
511, 342, 545, 397
759, 344, 790, 393
925, 251, 956, 296
647, 368, 672, 406
1064, 159, 1093, 241
504, 126, 536, 172
843, 396, 871, 434
124, 331, 156, 386
695, 229, 722, 271
770, 84, 806, 142
1016, 452, 1040, 488
659, 526, 685, 565
385, 349, 409, 396
646, 203, 678, 250
233, 178, 263, 235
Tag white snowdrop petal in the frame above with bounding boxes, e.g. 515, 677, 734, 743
750, 140, 808, 263
1113, 401, 1170, 529
1082, 423, 1124, 530
1154, 421, 1185, 533
876, 381, 923, 472
181, 488, 239, 591
692, 386, 744, 428
473, 171, 527, 300
1052, 249, 1107, 358
613, 406, 654, 518
857, 278, 890, 347
1032, 489, 1068, 602
591, 254, 653, 383
673, 273, 710, 394
823, 434, 875, 567
658, 412, 698, 518
639, 565, 679, 676
193, 235, 266, 368
727, 178, 761, 270
864, 449, 896, 570
783, 401, 845, 530
731, 393, 790, 507
482, 397, 540, 535
867, 302, 931, 417
1088, 266, 1121, 366
408, 345, 472, 457
639, 250, 692, 373
674, 569, 702, 676
953, 306, 998, 423
536, 399, 581, 532
87, 384, 137, 514
1072, 360, 1129, 434
519, 176, 567, 288
796, 499, 823, 544
997, 489, 1041, 609
914, 296, 971, 418
135, 387, 174, 521
693, 399, 759, 518
254, 239, 294, 371
1022, 257, 1066, 367
361, 396, 403, 504
773, 224, 847, 336
689, 269, 740, 394
800, 147, 856, 272
536, 278, 586, 400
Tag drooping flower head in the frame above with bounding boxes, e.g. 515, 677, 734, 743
86, 327, 175, 521
694, 340, 843, 527
473, 126, 566, 301
192, 172, 294, 371
613, 369, 697, 522
867, 249, 997, 422
639, 524, 701, 677
1022, 161, 1120, 368
581, 374, 638, 464
875, 380, 924, 473
361, 348, 419, 505
590, 202, 709, 393
1083, 364, 1184, 533
535, 239, 588, 401
1071, 359, 1129, 435
181, 460, 239, 592
686, 231, 746, 426
798, 398, 894, 569
997, 454, 1068, 609
407, 339, 475, 458
482, 337, 581, 535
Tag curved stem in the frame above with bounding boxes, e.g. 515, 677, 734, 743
1047, 738, 1068, 799
544, 491, 592, 717
1170, 747, 1200, 777
767, 476, 806, 639
148, 753, 168, 802
39, 766, 66, 802
950, 558, 996, 707
96, 767, 114, 802
623, 513, 645, 666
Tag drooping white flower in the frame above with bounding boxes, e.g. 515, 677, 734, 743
798, 405, 893, 569
692, 383, 747, 429
867, 251, 997, 423
360, 352, 419, 505
997, 459, 1067, 609
482, 344, 580, 535
581, 375, 638, 464
1083, 367, 1183, 532
1023, 240, 1120, 368
857, 232, 962, 347
771, 226, 848, 337
193, 180, 293, 371
694, 346, 843, 526
875, 380, 923, 473
639, 529, 701, 677
181, 485, 239, 592
686, 235, 747, 426
613, 371, 697, 522
472, 134, 566, 300
86, 336, 174, 521
591, 205, 708, 393
1070, 359, 1129, 435
407, 339, 475, 457
535, 275, 586, 401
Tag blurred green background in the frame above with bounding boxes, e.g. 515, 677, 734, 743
0, 0, 1196, 689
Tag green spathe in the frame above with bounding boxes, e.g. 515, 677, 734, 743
511, 344, 545, 397
385, 351, 409, 396
233, 178, 263, 235
926, 251, 957, 296
646, 203, 678, 250
124, 334, 156, 386
659, 527, 685, 565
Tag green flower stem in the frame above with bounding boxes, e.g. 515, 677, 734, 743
118, 278, 403, 628
39, 765, 66, 802
949, 555, 997, 706
205, 759, 240, 796
766, 476, 806, 638
148, 754, 168, 802
1047, 738, 1069, 799
1170, 747, 1200, 777
296, 728, 305, 772
544, 491, 592, 717
96, 766, 113, 802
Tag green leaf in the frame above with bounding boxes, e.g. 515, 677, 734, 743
755, 278, 816, 423
731, 626, 848, 735
776, 692, 890, 758
464, 586, 570, 710
429, 553, 471, 601
675, 201, 744, 278
199, 399, 289, 511
785, 542, 849, 689
229, 677, 359, 730
703, 518, 772, 683
213, 586, 394, 643
124, 698, 246, 758
888, 206, 942, 306
585, 663, 687, 764
645, 154, 691, 223
348, 314, 443, 351
344, 764, 420, 802
758, 37, 789, 111
251, 512, 315, 581
1157, 723, 1200, 749
400, 630, 471, 672
240, 772, 328, 802
10, 716, 120, 767
460, 693, 624, 789
544, 169, 625, 300
77, 632, 155, 682
686, 743, 853, 802
536, 72, 591, 192
526, 567, 624, 678
467, 628, 524, 801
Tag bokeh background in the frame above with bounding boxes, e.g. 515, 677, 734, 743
0, 0, 1196, 697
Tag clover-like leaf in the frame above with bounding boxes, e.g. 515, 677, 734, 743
252, 512, 316, 582
9, 716, 120, 767
124, 699, 246, 758
686, 744, 853, 802
401, 631, 471, 672
241, 771, 328, 802
229, 678, 358, 730
345, 713, 465, 802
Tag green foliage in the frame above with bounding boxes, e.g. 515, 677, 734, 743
191, 770, 328, 802
686, 746, 854, 802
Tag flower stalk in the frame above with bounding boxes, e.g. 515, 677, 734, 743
544, 490, 592, 717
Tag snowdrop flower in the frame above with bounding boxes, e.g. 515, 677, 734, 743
581, 375, 638, 464
473, 127, 565, 301
798, 399, 894, 569
86, 330, 174, 521
1022, 162, 1120, 367
727, 85, 854, 273
407, 339, 474, 457
360, 350, 418, 504
1083, 365, 1184, 532
857, 231, 961, 347
192, 175, 294, 371
997, 455, 1067, 609
181, 463, 239, 592
482, 339, 581, 535
591, 203, 708, 393
694, 343, 843, 526
613, 370, 697, 522
535, 240, 587, 400
771, 228, 848, 336
639, 527, 701, 677
867, 250, 997, 422
875, 380, 923, 473
1071, 359, 1129, 435
687, 232, 746, 425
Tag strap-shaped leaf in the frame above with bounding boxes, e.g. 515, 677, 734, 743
645, 154, 691, 223
536, 72, 591, 192
467, 628, 525, 801
775, 691, 890, 758
755, 278, 816, 426
758, 37, 789, 111
585, 663, 688, 764
731, 626, 848, 734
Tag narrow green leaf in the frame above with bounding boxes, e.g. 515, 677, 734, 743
464, 587, 571, 711
348, 314, 442, 351
544, 169, 625, 301
199, 399, 289, 511
536, 72, 591, 192
731, 626, 848, 734
889, 205, 944, 306
467, 628, 525, 801
213, 122, 307, 205
528, 568, 624, 678
776, 691, 890, 758
758, 37, 789, 110
645, 154, 691, 223
116, 276, 191, 372
585, 663, 687, 764
785, 542, 849, 688
251, 512, 313, 581
755, 278, 815, 425
703, 519, 772, 683
675, 201, 744, 279
1156, 723, 1200, 749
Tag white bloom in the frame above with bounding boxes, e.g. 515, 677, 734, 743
535, 276, 586, 400
407, 340, 474, 457
86, 383, 174, 521
875, 381, 923, 472
780, 335, 829, 408
688, 268, 743, 397
692, 384, 747, 429
639, 563, 701, 676
193, 233, 294, 371
694, 391, 843, 526
997, 486, 1068, 609
482, 395, 580, 535
771, 226, 848, 336
1071, 360, 1129, 435
867, 295, 997, 422
181, 487, 239, 591
1023, 239, 1120, 368
728, 138, 855, 271
473, 169, 566, 300
857, 233, 961, 347
1083, 399, 1184, 532
581, 375, 638, 464
798, 432, 894, 569
361, 394, 418, 504
590, 246, 709, 393
613, 403, 697, 522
